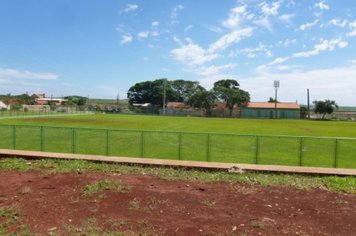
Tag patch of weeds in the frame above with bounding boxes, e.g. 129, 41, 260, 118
201, 199, 216, 207
81, 179, 130, 197
137, 220, 163, 236
18, 186, 31, 195
250, 220, 265, 229
106, 218, 128, 229
65, 217, 125, 236
0, 158, 31, 172
2, 158, 356, 194
0, 206, 33, 235
129, 198, 141, 210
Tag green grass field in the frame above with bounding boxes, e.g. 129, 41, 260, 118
0, 114, 355, 168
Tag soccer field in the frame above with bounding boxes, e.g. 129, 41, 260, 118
1, 114, 356, 137
0, 114, 355, 168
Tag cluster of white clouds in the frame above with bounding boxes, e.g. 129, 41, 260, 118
118, 3, 186, 45
0, 68, 59, 80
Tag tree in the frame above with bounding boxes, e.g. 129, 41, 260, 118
213, 79, 250, 116
127, 79, 179, 106
171, 80, 205, 103
188, 90, 216, 116
313, 100, 338, 119
64, 96, 88, 106
268, 97, 278, 103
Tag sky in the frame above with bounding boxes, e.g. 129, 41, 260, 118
0, 0, 355, 105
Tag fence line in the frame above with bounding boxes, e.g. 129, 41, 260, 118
0, 124, 355, 169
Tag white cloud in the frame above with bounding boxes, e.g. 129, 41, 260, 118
184, 25, 193, 33
293, 39, 348, 58
242, 64, 356, 105
222, 5, 248, 29
124, 4, 138, 13
171, 42, 218, 65
278, 38, 297, 47
314, 1, 329, 10
171, 4, 184, 22
137, 31, 149, 39
0, 68, 59, 80
194, 64, 236, 77
120, 33, 133, 44
116, 24, 125, 33
298, 19, 319, 31
328, 18, 348, 28
254, 17, 273, 31
279, 14, 295, 23
230, 43, 272, 58
151, 21, 159, 27
150, 31, 159, 37
208, 27, 253, 53
347, 20, 356, 37
269, 57, 289, 65
259, 1, 281, 16
205, 25, 223, 33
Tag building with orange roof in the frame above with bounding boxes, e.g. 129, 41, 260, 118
241, 102, 300, 119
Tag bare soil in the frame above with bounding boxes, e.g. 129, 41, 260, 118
0, 170, 355, 235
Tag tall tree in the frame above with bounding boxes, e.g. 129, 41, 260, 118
213, 79, 250, 116
127, 79, 179, 106
171, 80, 205, 103
188, 90, 216, 116
313, 100, 338, 119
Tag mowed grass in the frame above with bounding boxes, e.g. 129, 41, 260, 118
2, 114, 356, 137
0, 114, 355, 168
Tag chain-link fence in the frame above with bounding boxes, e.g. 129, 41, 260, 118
0, 124, 355, 169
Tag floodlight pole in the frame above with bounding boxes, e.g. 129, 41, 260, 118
163, 79, 167, 116
307, 88, 310, 119
273, 80, 280, 119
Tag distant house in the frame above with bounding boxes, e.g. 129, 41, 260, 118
32, 93, 67, 106
166, 102, 189, 109
0, 100, 10, 110
241, 102, 300, 119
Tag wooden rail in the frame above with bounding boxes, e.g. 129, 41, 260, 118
1, 149, 355, 176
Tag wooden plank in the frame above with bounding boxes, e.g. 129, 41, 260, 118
1, 149, 355, 176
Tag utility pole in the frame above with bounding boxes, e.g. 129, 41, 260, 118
273, 80, 280, 119
163, 79, 167, 115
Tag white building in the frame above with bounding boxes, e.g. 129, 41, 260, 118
0, 101, 10, 110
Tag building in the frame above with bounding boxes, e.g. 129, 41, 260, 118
241, 102, 300, 119
32, 93, 67, 106
0, 100, 10, 110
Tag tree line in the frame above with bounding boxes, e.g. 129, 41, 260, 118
127, 79, 250, 116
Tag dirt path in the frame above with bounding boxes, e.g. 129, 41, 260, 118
0, 170, 355, 235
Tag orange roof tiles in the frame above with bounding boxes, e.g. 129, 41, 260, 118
246, 102, 300, 109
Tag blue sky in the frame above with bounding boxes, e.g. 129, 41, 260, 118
0, 0, 355, 105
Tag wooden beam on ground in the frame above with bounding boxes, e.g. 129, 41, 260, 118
0, 149, 355, 176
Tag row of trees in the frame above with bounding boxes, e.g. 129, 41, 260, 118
127, 79, 250, 116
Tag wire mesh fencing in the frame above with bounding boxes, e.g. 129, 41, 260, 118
0, 124, 355, 169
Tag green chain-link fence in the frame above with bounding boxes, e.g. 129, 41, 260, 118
0, 124, 355, 168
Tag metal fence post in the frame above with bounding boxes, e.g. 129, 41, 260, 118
299, 137, 304, 166
334, 139, 339, 168
106, 129, 110, 156
71, 128, 76, 154
140, 131, 145, 157
40, 126, 44, 151
178, 132, 182, 160
206, 134, 211, 162
255, 136, 259, 164
12, 126, 16, 150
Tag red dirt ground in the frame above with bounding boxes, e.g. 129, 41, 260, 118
0, 170, 355, 235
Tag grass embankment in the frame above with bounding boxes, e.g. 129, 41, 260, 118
0, 114, 355, 168
0, 157, 355, 194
